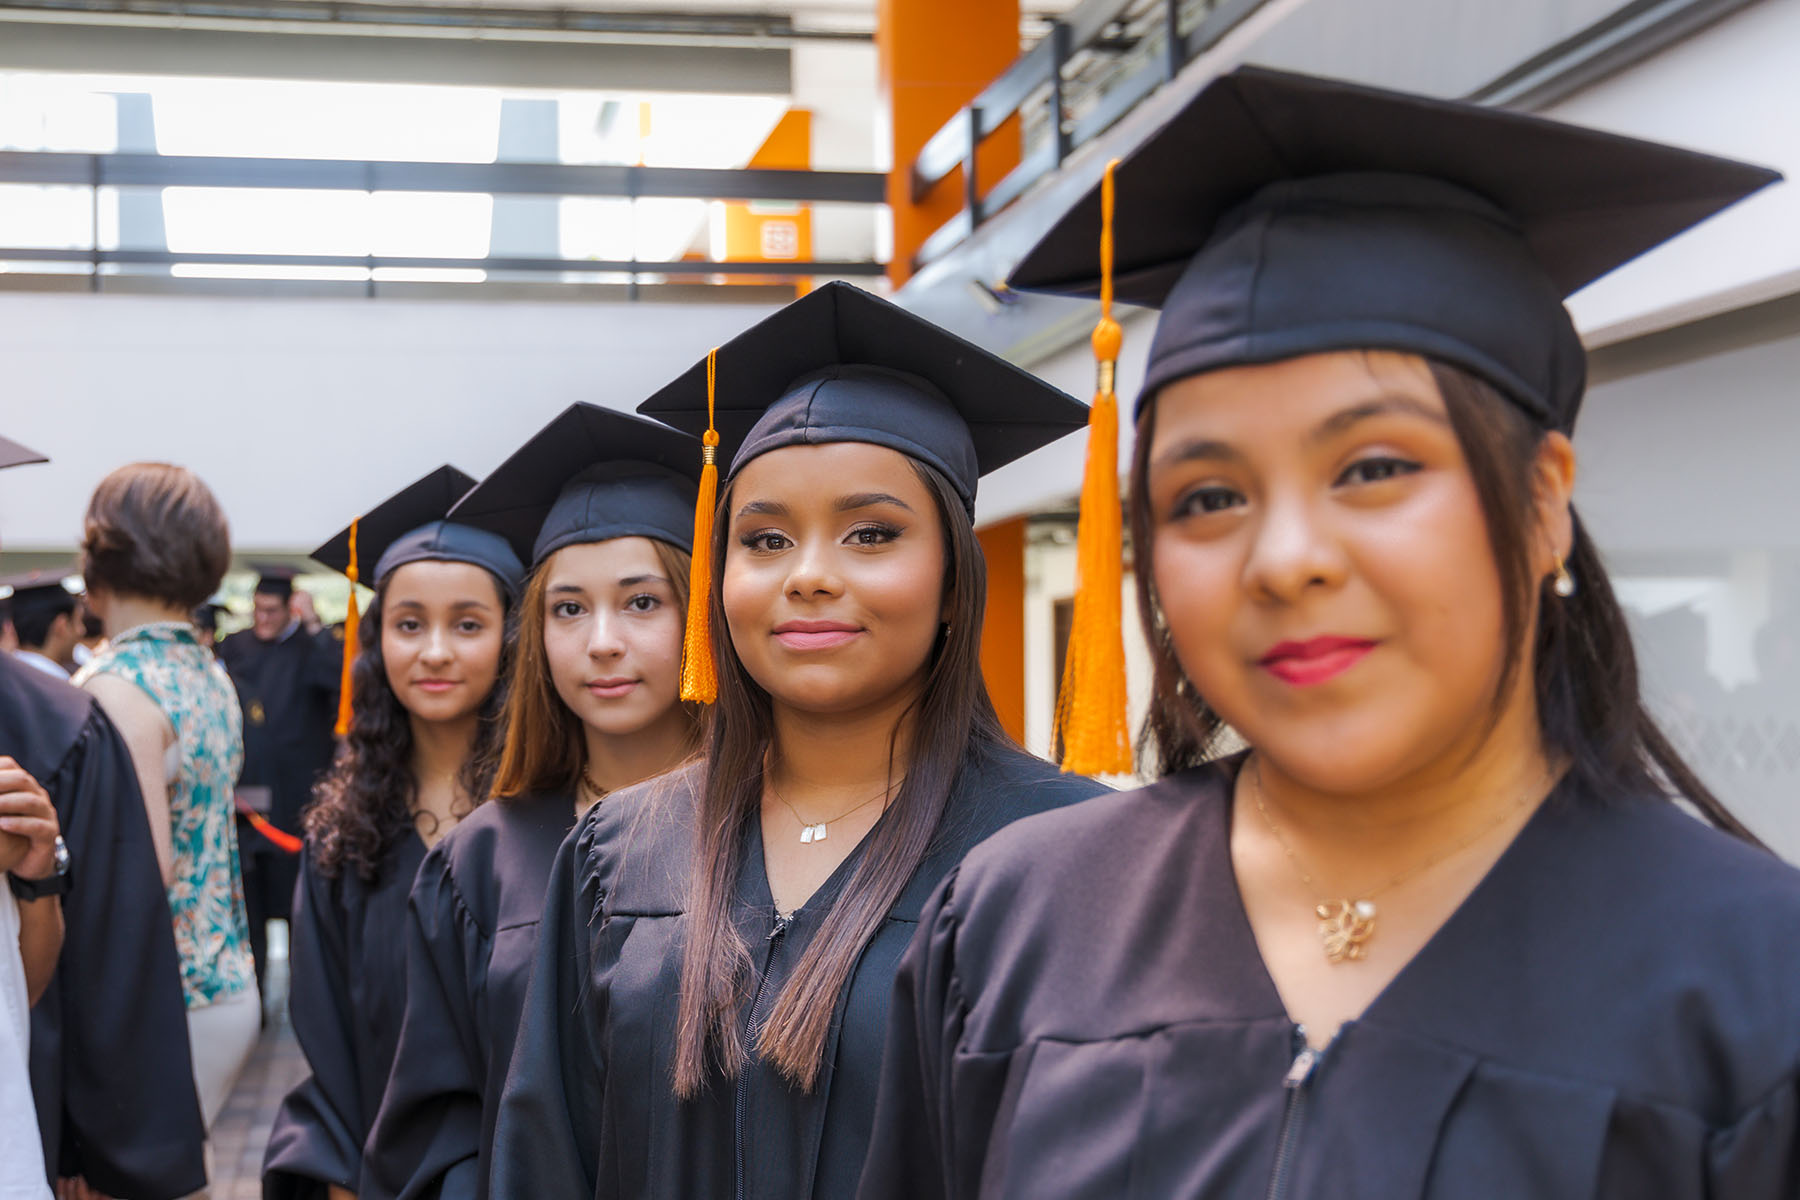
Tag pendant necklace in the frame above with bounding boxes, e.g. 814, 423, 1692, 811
768, 775, 897, 844
1249, 758, 1539, 965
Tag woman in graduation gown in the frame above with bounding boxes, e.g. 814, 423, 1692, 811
857, 68, 1800, 1200
361, 406, 706, 1200
488, 282, 1110, 1200
263, 466, 524, 1200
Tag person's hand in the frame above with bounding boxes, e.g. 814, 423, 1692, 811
291, 587, 322, 632
56, 1176, 113, 1200
0, 756, 61, 880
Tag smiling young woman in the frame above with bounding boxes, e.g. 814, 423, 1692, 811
264, 465, 524, 1200
858, 69, 1800, 1200
487, 283, 1108, 1200
359, 407, 703, 1200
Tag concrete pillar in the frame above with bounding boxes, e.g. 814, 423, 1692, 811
488, 98, 560, 260
114, 93, 166, 255
876, 0, 1019, 286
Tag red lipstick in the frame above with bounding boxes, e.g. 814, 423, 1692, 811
1258, 636, 1377, 687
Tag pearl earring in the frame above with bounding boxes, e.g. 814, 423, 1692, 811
1552, 558, 1576, 598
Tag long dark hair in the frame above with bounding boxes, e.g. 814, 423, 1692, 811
672, 457, 1007, 1098
490, 539, 699, 800
1128, 357, 1755, 840
304, 578, 515, 881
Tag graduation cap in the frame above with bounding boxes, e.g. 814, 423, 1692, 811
312, 464, 526, 736
0, 564, 82, 604
0, 435, 48, 471
635, 280, 1089, 703
448, 404, 701, 570
311, 465, 525, 601
1007, 65, 1782, 776
638, 281, 1087, 517
251, 566, 298, 600
1008, 65, 1781, 431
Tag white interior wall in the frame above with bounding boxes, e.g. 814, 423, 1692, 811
0, 292, 781, 552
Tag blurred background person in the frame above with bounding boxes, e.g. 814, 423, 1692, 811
2, 569, 83, 679
75, 461, 257, 1186
191, 601, 227, 655
0, 438, 207, 1200
218, 568, 340, 1003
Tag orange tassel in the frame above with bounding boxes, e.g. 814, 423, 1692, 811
679, 349, 721, 703
241, 808, 304, 856
335, 517, 360, 736
1056, 159, 1131, 775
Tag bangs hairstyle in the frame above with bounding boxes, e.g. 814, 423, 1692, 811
304, 570, 516, 881
1127, 357, 1754, 840
671, 456, 1008, 1099
80, 462, 231, 611
491, 537, 699, 799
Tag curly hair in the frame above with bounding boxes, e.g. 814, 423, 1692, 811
304, 580, 514, 882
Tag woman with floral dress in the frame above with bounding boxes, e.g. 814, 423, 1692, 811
74, 462, 258, 1183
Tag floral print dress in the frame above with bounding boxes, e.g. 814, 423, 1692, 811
76, 622, 256, 1008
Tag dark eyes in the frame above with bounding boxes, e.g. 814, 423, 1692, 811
739, 524, 900, 552
1336, 456, 1421, 486
741, 531, 791, 553
1167, 456, 1421, 521
551, 600, 583, 619
625, 594, 660, 613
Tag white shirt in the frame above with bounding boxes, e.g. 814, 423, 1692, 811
0, 893, 51, 1199
9, 652, 66, 681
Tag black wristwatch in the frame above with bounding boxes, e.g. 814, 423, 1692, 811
9, 835, 72, 902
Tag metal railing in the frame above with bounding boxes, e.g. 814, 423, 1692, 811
0, 151, 888, 294
908, 0, 1268, 271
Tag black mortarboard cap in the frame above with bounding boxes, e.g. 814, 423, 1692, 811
0, 436, 48, 471
636, 281, 1089, 517
252, 565, 298, 599
311, 465, 526, 601
1007, 66, 1781, 431
0, 564, 82, 603
448, 404, 701, 568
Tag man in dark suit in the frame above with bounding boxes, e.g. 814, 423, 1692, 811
217, 568, 340, 1001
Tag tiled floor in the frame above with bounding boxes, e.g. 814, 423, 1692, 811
208, 925, 305, 1200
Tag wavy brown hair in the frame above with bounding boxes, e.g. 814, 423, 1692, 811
304, 578, 515, 881
671, 457, 1008, 1098
1128, 356, 1755, 841
491, 538, 698, 799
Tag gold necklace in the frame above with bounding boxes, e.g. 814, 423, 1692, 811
580, 766, 607, 803
767, 775, 897, 844
1248, 758, 1539, 965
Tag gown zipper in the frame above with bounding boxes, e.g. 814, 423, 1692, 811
1265, 1028, 1320, 1200
734, 908, 791, 1200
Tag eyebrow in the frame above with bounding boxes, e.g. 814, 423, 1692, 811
736, 492, 914, 519
387, 597, 496, 612
1308, 393, 1450, 444
1151, 392, 1450, 470
618, 574, 670, 588
837, 491, 914, 513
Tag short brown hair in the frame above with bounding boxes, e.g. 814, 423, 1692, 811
81, 463, 231, 611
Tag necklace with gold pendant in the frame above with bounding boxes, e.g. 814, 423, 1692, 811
1249, 759, 1539, 965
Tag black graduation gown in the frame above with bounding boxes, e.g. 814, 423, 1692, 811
218, 626, 341, 915
363, 791, 575, 1200
263, 832, 428, 1200
490, 744, 1107, 1200
1, 655, 207, 1199
859, 758, 1800, 1200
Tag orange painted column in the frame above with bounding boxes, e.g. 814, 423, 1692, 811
877, 0, 1020, 286
976, 517, 1028, 744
